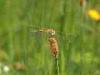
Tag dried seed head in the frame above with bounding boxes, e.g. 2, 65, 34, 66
13, 62, 26, 71
80, 0, 86, 6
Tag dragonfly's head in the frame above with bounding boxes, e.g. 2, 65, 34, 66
47, 29, 56, 36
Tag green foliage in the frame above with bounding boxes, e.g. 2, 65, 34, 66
0, 0, 100, 75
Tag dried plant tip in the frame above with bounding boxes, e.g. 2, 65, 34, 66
80, 0, 86, 6
13, 62, 26, 71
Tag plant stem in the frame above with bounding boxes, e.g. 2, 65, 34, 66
55, 56, 60, 75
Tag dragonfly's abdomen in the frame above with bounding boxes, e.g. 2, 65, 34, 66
48, 37, 59, 57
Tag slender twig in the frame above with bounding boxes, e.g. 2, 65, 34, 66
55, 56, 60, 75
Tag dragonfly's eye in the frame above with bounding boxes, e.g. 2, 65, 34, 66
48, 31, 55, 36
51, 31, 55, 35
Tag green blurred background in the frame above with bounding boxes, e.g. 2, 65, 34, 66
0, 0, 100, 75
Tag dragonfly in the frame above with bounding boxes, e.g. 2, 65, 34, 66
30, 27, 59, 58
10, 26, 94, 58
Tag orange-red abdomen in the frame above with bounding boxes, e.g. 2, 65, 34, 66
48, 37, 59, 57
